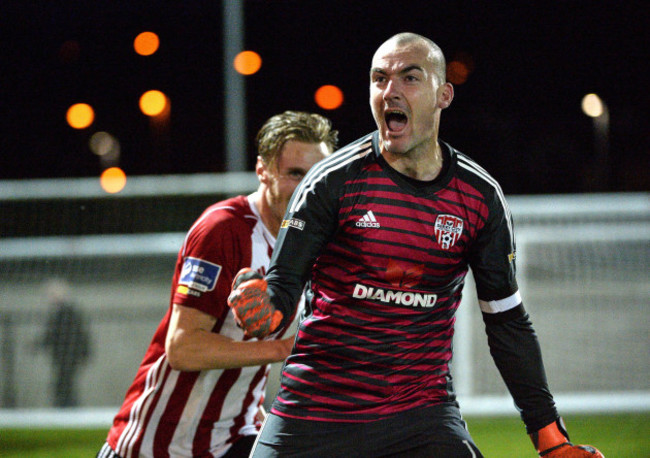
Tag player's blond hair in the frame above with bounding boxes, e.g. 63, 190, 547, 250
256, 111, 339, 169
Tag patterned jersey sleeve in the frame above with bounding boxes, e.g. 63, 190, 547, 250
464, 161, 520, 313
458, 154, 557, 429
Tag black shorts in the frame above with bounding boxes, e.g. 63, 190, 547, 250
251, 402, 483, 457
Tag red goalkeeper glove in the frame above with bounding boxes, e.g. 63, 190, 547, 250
227, 268, 283, 339
530, 418, 604, 457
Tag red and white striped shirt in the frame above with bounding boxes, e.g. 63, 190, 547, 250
105, 194, 295, 458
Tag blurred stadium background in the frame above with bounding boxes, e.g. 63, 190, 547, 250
0, 1, 648, 455
1, 178, 648, 427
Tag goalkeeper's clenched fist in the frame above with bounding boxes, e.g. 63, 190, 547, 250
530, 418, 604, 457
227, 268, 283, 339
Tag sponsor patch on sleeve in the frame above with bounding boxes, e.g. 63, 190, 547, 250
176, 285, 189, 295
280, 218, 305, 230
179, 257, 221, 292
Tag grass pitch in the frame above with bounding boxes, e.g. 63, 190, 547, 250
0, 413, 647, 457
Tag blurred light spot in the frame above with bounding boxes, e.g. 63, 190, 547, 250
139, 90, 168, 116
446, 52, 475, 85
134, 31, 160, 56
447, 61, 469, 85
233, 51, 262, 75
582, 93, 604, 118
66, 103, 95, 129
315, 85, 344, 110
58, 40, 80, 63
89, 131, 117, 156
100, 167, 127, 194
89, 131, 121, 167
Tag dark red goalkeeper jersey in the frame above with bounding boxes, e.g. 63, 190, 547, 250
265, 132, 557, 429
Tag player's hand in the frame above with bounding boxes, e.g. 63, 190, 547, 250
530, 418, 604, 457
227, 268, 283, 339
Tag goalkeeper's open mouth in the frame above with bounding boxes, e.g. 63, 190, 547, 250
385, 109, 408, 135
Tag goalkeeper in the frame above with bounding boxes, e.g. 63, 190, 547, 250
229, 33, 603, 457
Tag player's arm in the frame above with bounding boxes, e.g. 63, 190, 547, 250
165, 303, 294, 371
470, 191, 558, 428
473, 189, 603, 456
484, 305, 603, 457
483, 303, 558, 431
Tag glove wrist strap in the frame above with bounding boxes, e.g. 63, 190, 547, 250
539, 442, 571, 456
531, 418, 570, 454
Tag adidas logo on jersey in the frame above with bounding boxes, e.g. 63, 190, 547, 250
356, 210, 380, 228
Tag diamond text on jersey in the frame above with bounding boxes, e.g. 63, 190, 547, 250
353, 283, 437, 307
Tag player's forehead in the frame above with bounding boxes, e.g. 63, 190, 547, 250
277, 140, 328, 170
371, 40, 432, 73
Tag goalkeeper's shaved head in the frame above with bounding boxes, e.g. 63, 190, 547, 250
374, 32, 447, 84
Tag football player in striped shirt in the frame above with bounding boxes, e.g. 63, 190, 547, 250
97, 111, 337, 458
229, 34, 603, 457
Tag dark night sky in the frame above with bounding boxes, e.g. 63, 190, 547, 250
1, 0, 649, 194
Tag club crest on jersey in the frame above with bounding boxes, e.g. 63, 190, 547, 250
179, 257, 221, 292
434, 214, 464, 250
